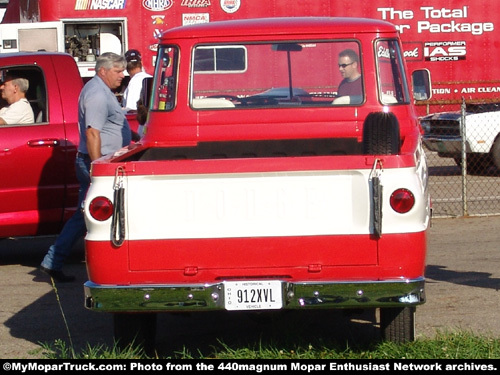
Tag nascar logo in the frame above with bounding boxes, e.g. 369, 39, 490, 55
75, 0, 127, 10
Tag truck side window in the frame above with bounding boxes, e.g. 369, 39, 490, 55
376, 40, 410, 105
153, 46, 178, 111
0, 66, 47, 124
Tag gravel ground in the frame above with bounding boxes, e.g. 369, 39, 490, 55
1, 215, 499, 358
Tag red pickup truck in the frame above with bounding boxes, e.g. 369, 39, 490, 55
83, 17, 431, 350
0, 52, 82, 238
0, 52, 138, 238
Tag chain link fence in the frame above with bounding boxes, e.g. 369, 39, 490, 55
419, 99, 500, 218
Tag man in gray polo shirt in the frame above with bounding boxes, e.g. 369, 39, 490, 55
40, 52, 132, 282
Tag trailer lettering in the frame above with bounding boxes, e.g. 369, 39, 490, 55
181, 0, 211, 7
432, 88, 451, 94
404, 47, 420, 59
420, 6, 467, 19
142, 0, 173, 12
377, 7, 414, 20
182, 13, 210, 25
424, 46, 466, 57
478, 87, 500, 93
418, 20, 494, 35
75, 0, 126, 9
91, 0, 126, 9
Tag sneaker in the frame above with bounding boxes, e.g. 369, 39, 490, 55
40, 266, 76, 283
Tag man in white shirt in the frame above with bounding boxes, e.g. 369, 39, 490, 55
122, 49, 152, 137
122, 49, 151, 111
0, 76, 35, 125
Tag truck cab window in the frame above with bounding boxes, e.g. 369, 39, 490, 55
188, 41, 363, 109
153, 46, 178, 111
0, 66, 47, 124
194, 46, 247, 72
376, 40, 410, 105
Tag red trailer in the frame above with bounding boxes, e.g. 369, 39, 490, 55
1, 0, 499, 109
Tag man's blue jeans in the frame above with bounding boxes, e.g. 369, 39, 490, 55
41, 155, 91, 271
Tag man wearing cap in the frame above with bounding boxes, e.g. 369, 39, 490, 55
122, 49, 152, 111
0, 75, 35, 125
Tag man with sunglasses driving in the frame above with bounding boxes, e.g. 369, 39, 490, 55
337, 49, 362, 99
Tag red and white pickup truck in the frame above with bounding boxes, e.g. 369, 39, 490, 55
83, 17, 431, 348
0, 52, 82, 238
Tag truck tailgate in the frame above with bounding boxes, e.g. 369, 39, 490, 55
126, 169, 375, 271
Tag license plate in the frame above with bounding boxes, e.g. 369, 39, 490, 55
224, 280, 282, 311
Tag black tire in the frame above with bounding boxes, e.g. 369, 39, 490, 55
113, 312, 157, 355
454, 153, 493, 174
362, 112, 401, 155
380, 306, 415, 343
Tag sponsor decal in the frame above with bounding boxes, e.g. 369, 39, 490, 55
154, 28, 164, 39
182, 13, 210, 25
75, 0, 127, 10
402, 42, 423, 62
142, 0, 173, 12
181, 0, 211, 8
220, 0, 240, 14
152, 15, 165, 25
424, 41, 466, 62
377, 6, 494, 36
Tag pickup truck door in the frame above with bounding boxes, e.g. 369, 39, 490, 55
0, 58, 80, 238
0, 121, 72, 237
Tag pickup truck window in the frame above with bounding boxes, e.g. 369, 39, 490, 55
191, 41, 363, 109
152, 46, 179, 111
186, 40, 363, 109
194, 46, 247, 73
376, 39, 410, 105
0, 66, 47, 124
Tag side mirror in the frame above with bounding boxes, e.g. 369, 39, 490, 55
411, 69, 432, 101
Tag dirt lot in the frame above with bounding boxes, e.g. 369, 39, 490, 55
1, 215, 499, 358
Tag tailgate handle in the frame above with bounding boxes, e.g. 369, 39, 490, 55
370, 159, 383, 238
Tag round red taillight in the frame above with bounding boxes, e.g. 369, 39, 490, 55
89, 196, 114, 221
390, 188, 415, 213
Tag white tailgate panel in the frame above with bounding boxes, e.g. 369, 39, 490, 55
125, 171, 370, 240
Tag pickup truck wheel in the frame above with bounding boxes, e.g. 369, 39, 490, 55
380, 307, 415, 343
113, 312, 157, 354
362, 112, 401, 155
454, 153, 493, 174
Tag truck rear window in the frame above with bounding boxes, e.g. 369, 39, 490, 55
190, 40, 363, 109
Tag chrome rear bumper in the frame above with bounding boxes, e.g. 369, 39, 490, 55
84, 278, 425, 312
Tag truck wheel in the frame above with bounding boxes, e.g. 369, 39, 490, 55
454, 153, 493, 174
113, 312, 157, 354
380, 307, 415, 343
362, 112, 400, 155
492, 137, 500, 171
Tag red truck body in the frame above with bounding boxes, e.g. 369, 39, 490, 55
83, 17, 431, 347
0, 52, 82, 237
2, 0, 499, 112
0, 51, 139, 238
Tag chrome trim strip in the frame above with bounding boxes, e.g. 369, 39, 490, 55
423, 137, 471, 154
84, 278, 425, 312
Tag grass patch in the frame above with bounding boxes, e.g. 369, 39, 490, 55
40, 331, 500, 359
